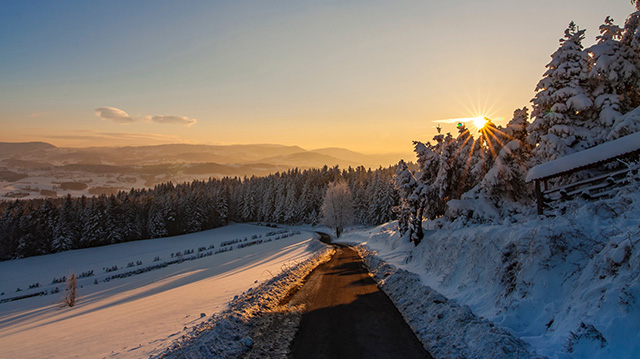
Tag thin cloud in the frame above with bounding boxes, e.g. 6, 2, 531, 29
95, 107, 198, 126
95, 107, 136, 124
148, 115, 197, 127
434, 117, 478, 124
44, 131, 193, 144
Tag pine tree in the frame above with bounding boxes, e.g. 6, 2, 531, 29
480, 108, 533, 208
147, 200, 168, 238
607, 4, 640, 138
529, 22, 595, 162
394, 159, 424, 242
105, 195, 123, 244
0, 201, 23, 259
54, 195, 77, 252
282, 183, 298, 224
241, 184, 256, 222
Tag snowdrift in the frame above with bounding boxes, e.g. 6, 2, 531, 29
338, 184, 640, 359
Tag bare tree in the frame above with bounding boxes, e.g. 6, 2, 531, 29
63, 273, 77, 307
321, 181, 354, 238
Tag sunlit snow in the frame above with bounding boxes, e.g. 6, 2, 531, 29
0, 224, 319, 358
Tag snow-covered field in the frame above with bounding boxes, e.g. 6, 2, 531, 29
338, 191, 640, 359
0, 224, 326, 358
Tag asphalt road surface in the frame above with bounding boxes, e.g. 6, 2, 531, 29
289, 242, 433, 359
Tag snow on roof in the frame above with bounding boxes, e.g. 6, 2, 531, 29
526, 131, 640, 182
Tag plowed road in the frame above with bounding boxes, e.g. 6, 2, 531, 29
289, 242, 433, 359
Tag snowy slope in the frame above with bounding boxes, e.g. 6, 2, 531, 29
338, 184, 640, 359
0, 224, 325, 359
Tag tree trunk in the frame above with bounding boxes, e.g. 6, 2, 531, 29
411, 207, 424, 246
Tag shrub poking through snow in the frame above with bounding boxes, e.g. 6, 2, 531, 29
565, 322, 607, 353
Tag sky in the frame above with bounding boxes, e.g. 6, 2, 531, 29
0, 0, 635, 154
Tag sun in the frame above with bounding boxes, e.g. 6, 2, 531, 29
437, 114, 498, 134
472, 116, 488, 130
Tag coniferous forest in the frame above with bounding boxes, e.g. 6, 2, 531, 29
0, 165, 397, 260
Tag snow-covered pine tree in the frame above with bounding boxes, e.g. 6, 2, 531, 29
503, 107, 529, 142
480, 108, 533, 209
351, 181, 368, 224
622, 1, 640, 52
120, 194, 142, 242
282, 184, 299, 224
377, 172, 398, 224
393, 198, 411, 236
259, 181, 275, 222
394, 159, 420, 240
452, 125, 484, 198
53, 194, 77, 252
0, 201, 22, 259
185, 192, 206, 233
37, 199, 58, 254
16, 202, 38, 258
146, 200, 168, 239
81, 197, 107, 247
296, 181, 313, 223
586, 16, 640, 143
529, 22, 595, 162
364, 174, 382, 224
433, 132, 461, 202
272, 179, 286, 223
241, 183, 256, 222
105, 195, 123, 244
214, 190, 229, 226
413, 136, 444, 221
608, 4, 640, 139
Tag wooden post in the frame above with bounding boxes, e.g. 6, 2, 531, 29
535, 179, 544, 215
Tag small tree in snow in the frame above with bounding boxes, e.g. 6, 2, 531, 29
63, 273, 77, 307
321, 181, 354, 238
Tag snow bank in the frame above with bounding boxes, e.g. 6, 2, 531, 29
338, 181, 640, 359
352, 245, 541, 359
154, 240, 335, 359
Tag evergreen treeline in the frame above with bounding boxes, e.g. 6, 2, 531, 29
395, 6, 640, 244
0, 165, 398, 260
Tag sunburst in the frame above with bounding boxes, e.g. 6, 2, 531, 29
437, 115, 492, 134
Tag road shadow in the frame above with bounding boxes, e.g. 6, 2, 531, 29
290, 245, 433, 359
290, 291, 432, 359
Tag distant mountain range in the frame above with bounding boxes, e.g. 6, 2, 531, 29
0, 142, 410, 199
0, 142, 406, 169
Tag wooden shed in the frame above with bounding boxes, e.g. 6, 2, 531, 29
526, 131, 640, 215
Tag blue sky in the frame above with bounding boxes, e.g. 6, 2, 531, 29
0, 0, 634, 153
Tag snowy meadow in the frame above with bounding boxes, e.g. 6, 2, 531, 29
0, 224, 326, 358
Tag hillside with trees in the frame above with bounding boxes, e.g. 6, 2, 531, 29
0, 165, 397, 260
